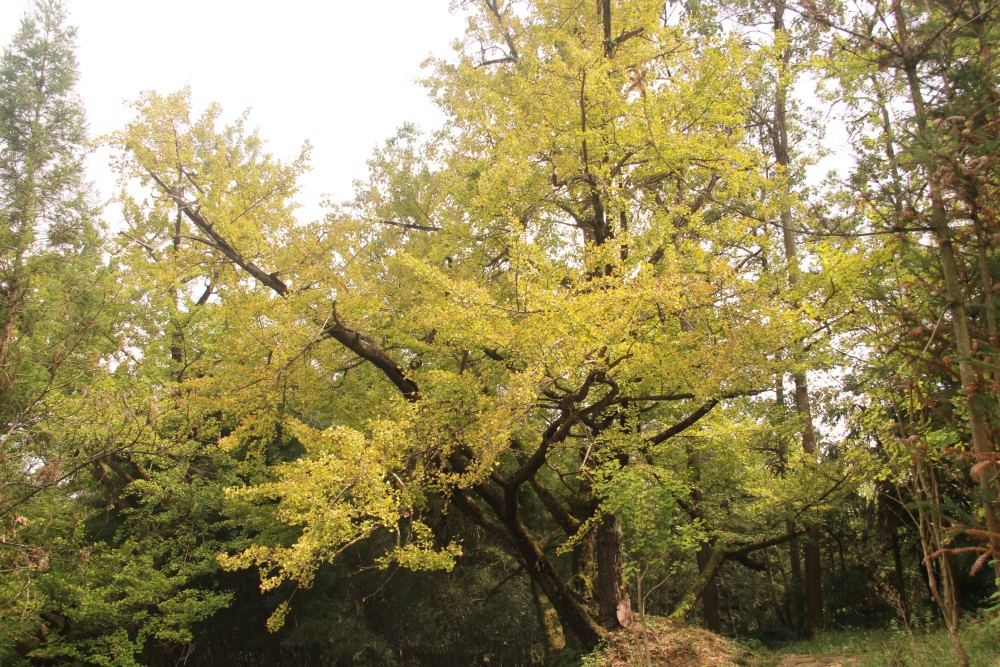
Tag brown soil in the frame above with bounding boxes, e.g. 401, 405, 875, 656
776, 656, 861, 667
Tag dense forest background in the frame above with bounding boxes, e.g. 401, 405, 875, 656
1, 0, 999, 665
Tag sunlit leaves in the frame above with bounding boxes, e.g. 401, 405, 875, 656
218, 417, 462, 609
106, 1, 852, 640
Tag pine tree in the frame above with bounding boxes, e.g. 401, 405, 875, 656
0, 0, 103, 490
0, 1, 114, 658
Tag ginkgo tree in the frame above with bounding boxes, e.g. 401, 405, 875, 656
114, 0, 834, 650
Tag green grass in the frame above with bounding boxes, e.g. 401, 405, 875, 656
765, 619, 1000, 667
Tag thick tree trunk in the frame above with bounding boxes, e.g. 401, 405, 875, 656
671, 542, 725, 622
452, 486, 605, 649
571, 527, 596, 598
595, 512, 632, 630
531, 579, 566, 658
507, 517, 604, 648
696, 542, 722, 631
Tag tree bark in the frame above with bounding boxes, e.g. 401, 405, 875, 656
803, 523, 824, 635
505, 512, 605, 648
595, 512, 632, 630
771, 0, 824, 631
696, 542, 722, 631
531, 579, 566, 658
915, 455, 970, 667
888, 514, 910, 624
891, 1, 1000, 584
687, 443, 721, 631
670, 542, 726, 622
793, 374, 823, 634
451, 486, 605, 649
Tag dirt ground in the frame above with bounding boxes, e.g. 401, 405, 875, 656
776, 655, 861, 667
587, 617, 866, 667
588, 617, 756, 666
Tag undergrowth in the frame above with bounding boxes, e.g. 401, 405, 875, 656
769, 617, 1000, 667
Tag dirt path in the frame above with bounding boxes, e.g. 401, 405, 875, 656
776, 655, 862, 667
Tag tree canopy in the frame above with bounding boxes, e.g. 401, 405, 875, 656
2, 0, 999, 665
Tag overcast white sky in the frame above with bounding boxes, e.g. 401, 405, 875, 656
0, 0, 467, 223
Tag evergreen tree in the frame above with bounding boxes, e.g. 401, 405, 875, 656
0, 0, 115, 658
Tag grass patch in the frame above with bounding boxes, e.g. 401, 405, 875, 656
767, 619, 1000, 667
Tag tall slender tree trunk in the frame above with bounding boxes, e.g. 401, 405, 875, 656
772, 2, 823, 634
888, 520, 910, 624
892, 1, 1000, 584
915, 454, 970, 667
670, 541, 726, 622
797, 373, 824, 633
787, 518, 805, 632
